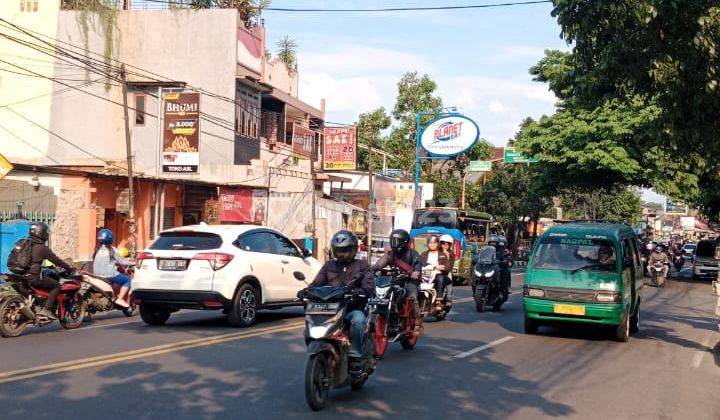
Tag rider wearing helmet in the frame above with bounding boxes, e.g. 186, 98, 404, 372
420, 235, 454, 310
647, 243, 669, 278
372, 229, 423, 318
488, 235, 511, 295
92, 229, 132, 308
25, 222, 75, 320
305, 230, 375, 358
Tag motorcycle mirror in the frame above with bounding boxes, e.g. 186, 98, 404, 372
293, 271, 306, 281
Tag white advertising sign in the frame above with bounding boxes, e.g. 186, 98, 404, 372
420, 115, 479, 157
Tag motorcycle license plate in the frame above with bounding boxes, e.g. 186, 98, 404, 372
553, 304, 585, 316
305, 302, 339, 314
158, 259, 187, 271
420, 283, 434, 291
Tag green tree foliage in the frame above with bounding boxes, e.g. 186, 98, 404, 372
556, 187, 643, 224
276, 36, 298, 73
356, 108, 391, 170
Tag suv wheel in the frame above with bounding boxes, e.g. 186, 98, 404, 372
228, 283, 259, 327
139, 303, 171, 326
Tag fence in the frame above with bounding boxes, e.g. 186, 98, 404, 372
0, 210, 57, 246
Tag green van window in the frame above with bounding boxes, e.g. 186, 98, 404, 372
532, 237, 617, 272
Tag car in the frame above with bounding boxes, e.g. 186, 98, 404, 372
692, 239, 719, 280
131, 224, 321, 327
682, 243, 696, 262
369, 235, 390, 265
523, 222, 643, 342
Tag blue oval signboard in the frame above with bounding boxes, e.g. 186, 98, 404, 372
420, 114, 479, 157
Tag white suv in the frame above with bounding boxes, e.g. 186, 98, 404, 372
131, 224, 321, 327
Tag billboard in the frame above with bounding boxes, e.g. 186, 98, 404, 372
419, 114, 479, 157
323, 126, 357, 171
292, 123, 315, 158
219, 188, 268, 224
162, 92, 200, 173
665, 199, 688, 215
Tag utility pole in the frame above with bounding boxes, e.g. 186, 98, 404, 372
120, 65, 137, 256
367, 139, 374, 264
310, 141, 317, 256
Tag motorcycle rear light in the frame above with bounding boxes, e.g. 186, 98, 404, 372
193, 253, 234, 270
136, 252, 154, 263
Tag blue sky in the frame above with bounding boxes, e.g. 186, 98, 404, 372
262, 0, 568, 145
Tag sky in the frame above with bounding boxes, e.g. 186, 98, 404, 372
262, 0, 568, 146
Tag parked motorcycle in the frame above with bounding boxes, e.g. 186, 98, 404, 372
650, 261, 667, 287
302, 284, 376, 411
472, 246, 508, 312
0, 269, 86, 337
81, 271, 136, 318
368, 268, 422, 358
419, 265, 452, 321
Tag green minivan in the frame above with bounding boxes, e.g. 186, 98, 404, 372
523, 222, 643, 342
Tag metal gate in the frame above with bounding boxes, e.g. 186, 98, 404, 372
0, 210, 56, 246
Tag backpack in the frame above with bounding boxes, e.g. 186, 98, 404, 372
7, 239, 33, 274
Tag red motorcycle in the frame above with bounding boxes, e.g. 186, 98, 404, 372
0, 269, 86, 337
368, 269, 422, 357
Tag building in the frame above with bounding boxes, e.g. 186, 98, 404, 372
0, 3, 325, 261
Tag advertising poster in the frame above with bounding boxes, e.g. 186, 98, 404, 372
292, 123, 315, 158
219, 187, 268, 224
323, 126, 357, 170
162, 92, 200, 173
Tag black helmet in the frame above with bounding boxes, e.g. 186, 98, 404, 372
29, 222, 50, 242
331, 230, 358, 264
488, 235, 501, 247
390, 229, 410, 254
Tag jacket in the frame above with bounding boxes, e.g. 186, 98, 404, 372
309, 259, 375, 297
420, 250, 454, 275
648, 251, 669, 265
26, 236, 73, 280
372, 249, 423, 283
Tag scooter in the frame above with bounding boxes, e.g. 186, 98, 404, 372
472, 246, 509, 312
81, 271, 136, 318
301, 284, 376, 411
0, 268, 86, 338
418, 265, 452, 321
650, 261, 667, 287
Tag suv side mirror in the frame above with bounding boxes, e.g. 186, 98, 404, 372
302, 248, 312, 258
293, 271, 306, 281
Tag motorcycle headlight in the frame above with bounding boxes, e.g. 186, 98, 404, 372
376, 286, 390, 296
309, 325, 331, 338
474, 269, 483, 278
484, 270, 495, 278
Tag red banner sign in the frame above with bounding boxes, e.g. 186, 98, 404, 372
219, 188, 268, 224
292, 123, 315, 158
323, 126, 357, 171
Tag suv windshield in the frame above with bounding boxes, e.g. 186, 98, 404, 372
412, 209, 458, 230
532, 237, 617, 272
695, 240, 717, 258
150, 232, 222, 250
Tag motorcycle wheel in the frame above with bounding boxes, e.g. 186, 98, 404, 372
0, 296, 30, 338
350, 375, 367, 391
373, 315, 388, 358
60, 293, 86, 330
434, 311, 446, 321
475, 297, 485, 313
305, 353, 331, 411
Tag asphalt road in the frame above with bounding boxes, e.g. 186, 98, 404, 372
0, 269, 718, 420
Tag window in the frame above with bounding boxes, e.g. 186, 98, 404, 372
20, 0, 38, 12
531, 237, 617, 272
695, 240, 717, 258
150, 232, 222, 250
622, 239, 634, 268
412, 209, 458, 230
235, 232, 274, 254
135, 94, 146, 126
235, 85, 260, 139
270, 233, 301, 258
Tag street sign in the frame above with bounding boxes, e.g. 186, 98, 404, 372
469, 160, 492, 172
419, 114, 479, 157
503, 148, 538, 163
0, 153, 13, 181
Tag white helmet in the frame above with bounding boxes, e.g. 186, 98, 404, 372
439, 234, 454, 245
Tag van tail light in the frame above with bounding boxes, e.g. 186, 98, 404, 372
193, 253, 234, 271
454, 242, 462, 259
136, 252, 154, 263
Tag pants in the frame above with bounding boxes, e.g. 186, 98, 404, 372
405, 282, 419, 316
345, 310, 367, 357
435, 274, 449, 299
107, 274, 131, 287
29, 276, 60, 309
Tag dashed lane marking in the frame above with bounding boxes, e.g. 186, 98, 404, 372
454, 336, 515, 358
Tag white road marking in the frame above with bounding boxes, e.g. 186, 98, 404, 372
454, 336, 514, 358
691, 333, 714, 369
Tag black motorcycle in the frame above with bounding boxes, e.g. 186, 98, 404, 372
472, 246, 509, 312
302, 284, 376, 411
672, 253, 684, 273
368, 269, 421, 357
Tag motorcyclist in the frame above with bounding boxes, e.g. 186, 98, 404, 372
302, 230, 374, 358
92, 229, 132, 308
420, 235, 453, 310
372, 229, 423, 320
24, 222, 75, 320
488, 235, 511, 295
437, 234, 456, 298
647, 244, 669, 278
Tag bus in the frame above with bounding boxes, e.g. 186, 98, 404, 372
409, 207, 499, 281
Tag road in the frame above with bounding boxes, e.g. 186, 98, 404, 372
0, 269, 718, 419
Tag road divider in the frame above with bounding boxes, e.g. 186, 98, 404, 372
454, 336, 514, 358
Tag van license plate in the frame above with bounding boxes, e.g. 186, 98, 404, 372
158, 259, 187, 271
554, 304, 585, 316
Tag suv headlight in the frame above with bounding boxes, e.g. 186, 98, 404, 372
595, 292, 621, 303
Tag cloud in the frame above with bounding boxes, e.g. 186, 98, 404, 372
488, 100, 512, 115
299, 46, 432, 77
499, 45, 547, 58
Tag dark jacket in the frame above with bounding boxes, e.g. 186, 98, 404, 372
420, 250, 454, 275
25, 236, 73, 280
372, 249, 423, 283
310, 258, 375, 297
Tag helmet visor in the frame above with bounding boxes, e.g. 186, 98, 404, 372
334, 246, 356, 262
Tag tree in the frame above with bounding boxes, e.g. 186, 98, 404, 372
276, 36, 298, 73
356, 108, 391, 171
556, 187, 643, 224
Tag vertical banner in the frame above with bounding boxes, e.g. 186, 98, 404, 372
219, 187, 268, 224
292, 123, 315, 158
162, 92, 200, 173
323, 126, 357, 171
